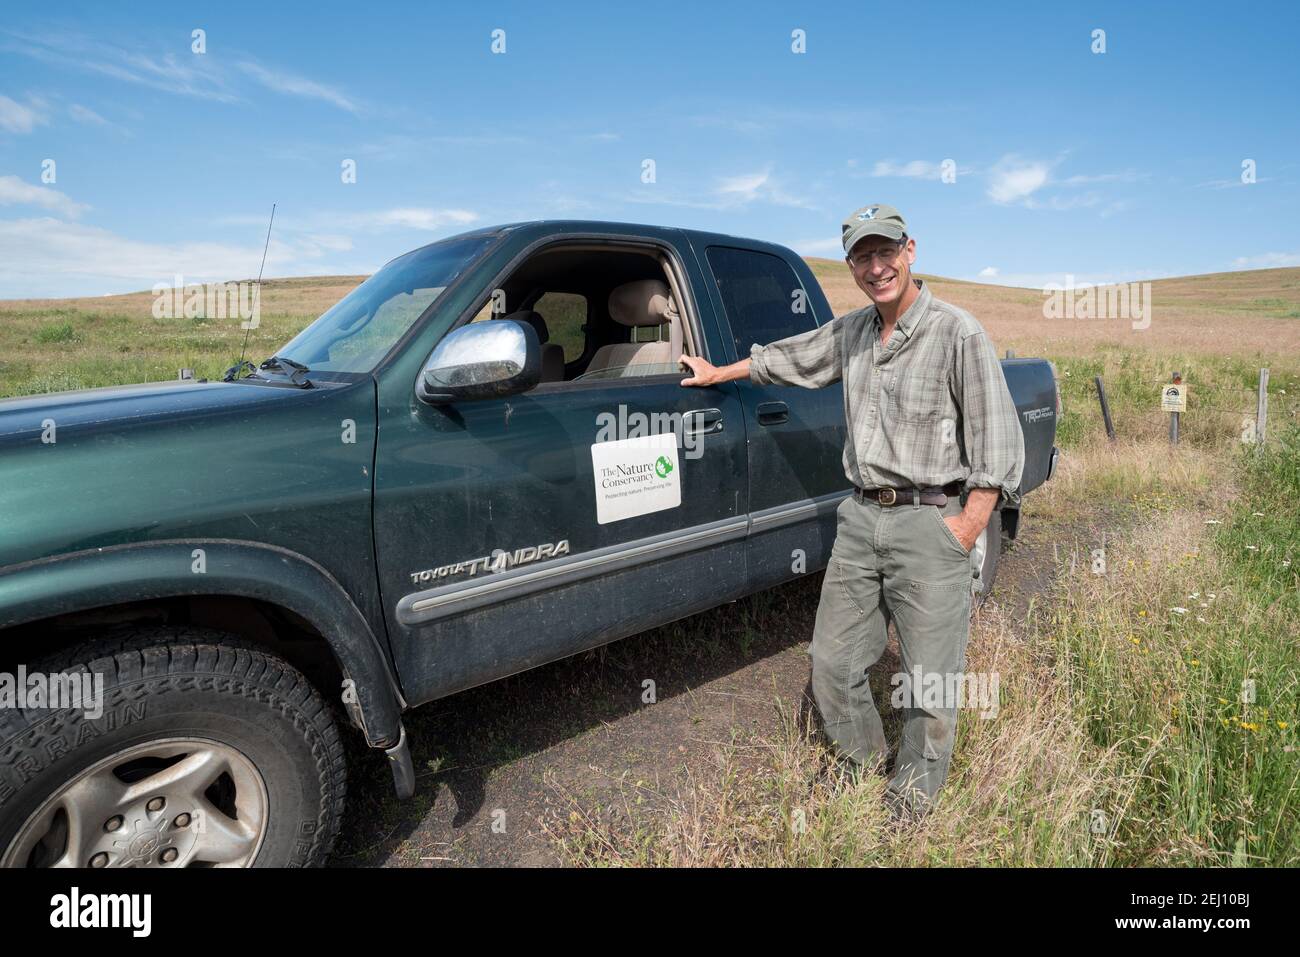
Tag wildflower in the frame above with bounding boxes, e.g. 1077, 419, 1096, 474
1139, 610, 1148, 617
1279, 722, 1289, 730
1241, 722, 1260, 732
1190, 658, 1201, 667
1218, 698, 1229, 705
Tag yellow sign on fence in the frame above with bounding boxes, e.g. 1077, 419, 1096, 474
1161, 383, 1187, 413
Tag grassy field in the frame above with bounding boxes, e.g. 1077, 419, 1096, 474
2, 262, 1297, 866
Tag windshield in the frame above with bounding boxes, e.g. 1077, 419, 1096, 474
274, 233, 498, 373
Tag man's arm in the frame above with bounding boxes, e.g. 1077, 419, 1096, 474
945, 329, 1026, 550
680, 317, 842, 389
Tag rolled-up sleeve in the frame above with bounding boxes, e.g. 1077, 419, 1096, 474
748, 317, 842, 389
954, 330, 1024, 507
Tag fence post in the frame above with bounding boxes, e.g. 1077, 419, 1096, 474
1095, 375, 1116, 442
1256, 368, 1269, 447
1168, 371, 1181, 445
1005, 349, 1015, 359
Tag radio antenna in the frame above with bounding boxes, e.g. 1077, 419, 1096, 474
229, 203, 276, 379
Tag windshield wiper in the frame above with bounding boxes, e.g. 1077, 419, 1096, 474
222, 359, 258, 382
258, 355, 314, 388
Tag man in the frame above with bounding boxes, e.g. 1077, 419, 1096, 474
679, 204, 1024, 818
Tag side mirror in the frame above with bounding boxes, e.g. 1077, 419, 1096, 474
417, 319, 541, 404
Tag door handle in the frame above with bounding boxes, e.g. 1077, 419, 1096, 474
756, 401, 789, 426
683, 408, 724, 435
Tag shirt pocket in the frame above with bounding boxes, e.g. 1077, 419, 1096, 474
886, 371, 951, 423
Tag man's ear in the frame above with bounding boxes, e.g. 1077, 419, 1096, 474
904, 238, 917, 266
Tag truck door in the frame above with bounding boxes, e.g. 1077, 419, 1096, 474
371, 233, 750, 707
692, 240, 852, 592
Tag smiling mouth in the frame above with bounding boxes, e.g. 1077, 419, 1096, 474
870, 275, 896, 292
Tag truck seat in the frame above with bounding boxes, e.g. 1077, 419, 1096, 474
583, 280, 682, 377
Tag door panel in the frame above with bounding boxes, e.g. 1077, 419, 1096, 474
374, 375, 748, 705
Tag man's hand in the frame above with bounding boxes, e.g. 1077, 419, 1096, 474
679, 355, 750, 388
943, 487, 1000, 552
943, 514, 982, 552
678, 355, 718, 387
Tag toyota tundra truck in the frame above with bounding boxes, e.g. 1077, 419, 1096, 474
0, 221, 1059, 867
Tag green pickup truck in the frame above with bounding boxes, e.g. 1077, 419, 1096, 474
0, 221, 1059, 867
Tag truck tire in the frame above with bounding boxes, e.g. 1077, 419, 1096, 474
0, 628, 346, 868
975, 509, 1003, 605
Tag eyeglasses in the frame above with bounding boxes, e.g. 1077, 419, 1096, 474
848, 241, 905, 268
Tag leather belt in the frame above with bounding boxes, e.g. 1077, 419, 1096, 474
853, 481, 963, 507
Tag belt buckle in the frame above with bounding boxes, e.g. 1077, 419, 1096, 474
878, 488, 897, 505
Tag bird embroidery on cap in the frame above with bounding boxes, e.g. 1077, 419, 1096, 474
858, 207, 879, 220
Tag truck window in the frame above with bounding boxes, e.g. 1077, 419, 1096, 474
705, 246, 817, 359
532, 292, 586, 362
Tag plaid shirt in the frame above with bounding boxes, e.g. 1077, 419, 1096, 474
748, 279, 1025, 506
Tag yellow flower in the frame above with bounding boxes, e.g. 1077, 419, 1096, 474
1139, 610, 1148, 617
1280, 721, 1290, 730
1190, 658, 1201, 667
1242, 722, 1261, 732
1218, 698, 1229, 705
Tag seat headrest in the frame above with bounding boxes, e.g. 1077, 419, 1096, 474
497, 309, 549, 342
608, 280, 678, 328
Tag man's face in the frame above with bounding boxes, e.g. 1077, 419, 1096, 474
846, 235, 917, 306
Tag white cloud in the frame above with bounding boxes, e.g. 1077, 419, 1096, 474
717, 170, 770, 201
978, 266, 999, 278
714, 168, 816, 209
967, 268, 1174, 289
0, 217, 350, 297
68, 103, 108, 126
1060, 170, 1144, 185
349, 208, 479, 231
871, 160, 944, 180
1231, 251, 1300, 269
237, 61, 360, 114
0, 93, 43, 133
4, 32, 236, 102
986, 155, 1051, 204
790, 237, 846, 257
0, 176, 89, 218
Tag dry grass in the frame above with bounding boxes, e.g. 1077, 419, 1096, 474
541, 433, 1298, 866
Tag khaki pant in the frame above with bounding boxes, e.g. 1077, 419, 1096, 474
810, 492, 980, 811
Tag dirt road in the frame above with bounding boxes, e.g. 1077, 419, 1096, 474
331, 512, 1077, 867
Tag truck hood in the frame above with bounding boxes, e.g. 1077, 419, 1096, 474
0, 379, 295, 440
0, 377, 379, 569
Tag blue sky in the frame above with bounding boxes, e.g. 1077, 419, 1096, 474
0, 0, 1296, 298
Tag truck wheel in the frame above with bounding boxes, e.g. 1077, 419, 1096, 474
0, 629, 346, 868
974, 509, 1003, 605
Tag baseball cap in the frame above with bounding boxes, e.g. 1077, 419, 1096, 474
842, 203, 907, 255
